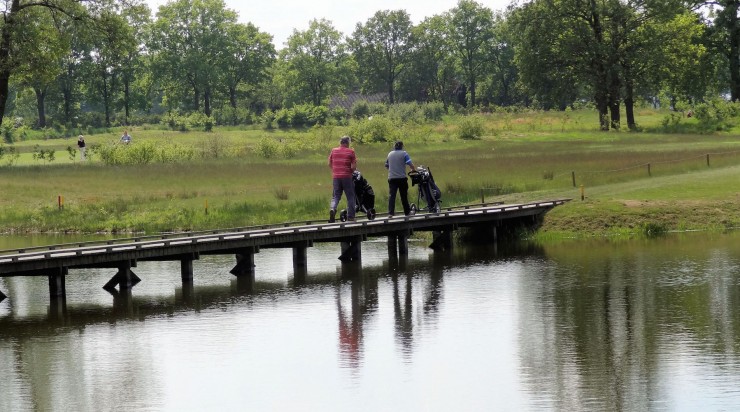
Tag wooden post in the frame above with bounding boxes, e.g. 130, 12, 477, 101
230, 247, 258, 277
706, 154, 710, 167
293, 244, 308, 278
340, 236, 362, 262
387, 235, 398, 257
572, 171, 576, 187
48, 267, 68, 298
181, 257, 194, 282
647, 163, 651, 176
398, 233, 408, 256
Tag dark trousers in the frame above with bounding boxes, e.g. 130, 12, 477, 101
388, 177, 411, 216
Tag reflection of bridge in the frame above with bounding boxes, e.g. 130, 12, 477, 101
0, 199, 569, 303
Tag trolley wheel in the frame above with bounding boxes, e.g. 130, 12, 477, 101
339, 210, 348, 222
368, 209, 376, 220
435, 202, 442, 213
409, 204, 417, 215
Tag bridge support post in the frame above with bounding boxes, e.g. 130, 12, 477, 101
103, 260, 140, 292
387, 230, 411, 258
293, 242, 310, 280
339, 236, 362, 262
181, 258, 194, 282
230, 247, 258, 277
430, 229, 453, 252
231, 247, 258, 293
48, 267, 68, 298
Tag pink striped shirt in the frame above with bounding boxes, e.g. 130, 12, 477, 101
329, 146, 356, 178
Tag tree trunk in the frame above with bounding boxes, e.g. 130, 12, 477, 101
470, 78, 476, 107
123, 76, 130, 126
204, 87, 211, 117
229, 86, 237, 109
623, 65, 636, 130
35, 87, 47, 128
728, 1, 740, 101
0, 0, 21, 128
193, 87, 200, 112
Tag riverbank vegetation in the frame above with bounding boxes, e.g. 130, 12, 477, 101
0, 108, 738, 239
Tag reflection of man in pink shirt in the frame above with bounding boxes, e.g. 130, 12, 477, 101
328, 136, 356, 222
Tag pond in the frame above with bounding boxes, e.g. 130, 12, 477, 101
1, 232, 739, 411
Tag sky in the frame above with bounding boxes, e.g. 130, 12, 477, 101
144, 0, 513, 49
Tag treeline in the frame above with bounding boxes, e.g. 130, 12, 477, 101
0, 0, 735, 133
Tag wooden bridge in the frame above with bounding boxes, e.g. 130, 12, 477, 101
0, 199, 569, 303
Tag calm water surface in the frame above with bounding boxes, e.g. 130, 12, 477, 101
1, 232, 739, 411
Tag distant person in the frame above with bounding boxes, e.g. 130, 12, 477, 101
385, 140, 416, 217
120, 130, 131, 144
328, 136, 356, 222
77, 135, 86, 161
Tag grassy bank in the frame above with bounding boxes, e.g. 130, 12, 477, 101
1, 109, 738, 238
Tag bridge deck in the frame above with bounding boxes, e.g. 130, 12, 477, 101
0, 199, 569, 301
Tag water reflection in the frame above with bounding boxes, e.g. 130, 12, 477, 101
1, 233, 740, 410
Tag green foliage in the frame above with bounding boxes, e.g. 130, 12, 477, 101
274, 108, 292, 128
692, 99, 740, 132
93, 141, 195, 165
256, 136, 280, 158
458, 115, 485, 139
347, 116, 397, 143
351, 100, 371, 119
0, 145, 19, 166
1, 123, 14, 143
261, 110, 276, 129
31, 145, 56, 163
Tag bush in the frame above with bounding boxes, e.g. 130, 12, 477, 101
693, 99, 740, 132
256, 137, 280, 158
261, 110, 276, 129
351, 100, 370, 119
274, 108, 292, 128
347, 116, 397, 143
458, 115, 485, 140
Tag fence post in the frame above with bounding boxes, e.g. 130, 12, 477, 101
571, 171, 576, 188
647, 163, 651, 176
205, 199, 208, 215
580, 185, 585, 201
480, 189, 484, 204
58, 195, 64, 210
706, 154, 710, 167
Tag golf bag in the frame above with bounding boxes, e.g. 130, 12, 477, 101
340, 170, 376, 221
409, 165, 442, 213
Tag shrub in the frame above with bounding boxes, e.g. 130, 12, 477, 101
290, 104, 311, 127
256, 137, 280, 158
261, 110, 276, 129
693, 99, 740, 132
274, 108, 292, 128
421, 101, 446, 121
458, 114, 485, 139
351, 100, 370, 119
347, 116, 397, 143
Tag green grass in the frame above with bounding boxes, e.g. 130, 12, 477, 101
1, 108, 739, 236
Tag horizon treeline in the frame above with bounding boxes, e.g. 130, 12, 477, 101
0, 0, 735, 132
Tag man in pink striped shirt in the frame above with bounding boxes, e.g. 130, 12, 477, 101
328, 136, 357, 222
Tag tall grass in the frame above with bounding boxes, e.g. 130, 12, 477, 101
1, 108, 739, 235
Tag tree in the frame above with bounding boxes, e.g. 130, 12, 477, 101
148, 0, 237, 116
446, 0, 497, 107
279, 19, 354, 106
222, 22, 275, 113
401, 15, 458, 106
0, 0, 134, 127
13, 7, 68, 128
350, 10, 414, 103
